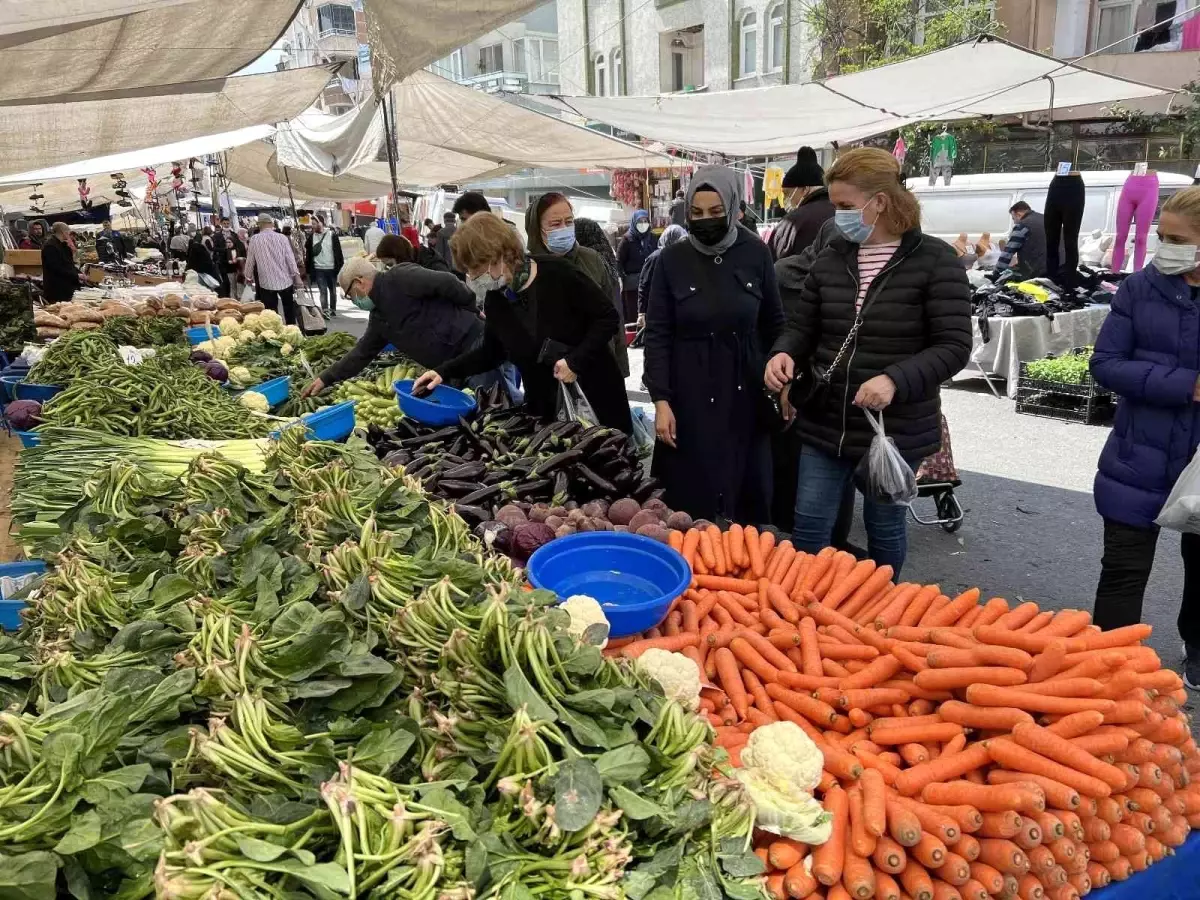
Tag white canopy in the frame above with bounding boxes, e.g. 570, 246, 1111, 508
0, 66, 334, 179
554, 37, 1171, 156
275, 104, 387, 177
0, 0, 301, 103
225, 140, 395, 202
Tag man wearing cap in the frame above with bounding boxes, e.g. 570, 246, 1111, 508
768, 146, 836, 262
244, 213, 303, 325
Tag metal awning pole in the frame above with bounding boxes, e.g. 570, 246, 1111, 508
281, 165, 300, 224
379, 91, 403, 223
1044, 75, 1057, 171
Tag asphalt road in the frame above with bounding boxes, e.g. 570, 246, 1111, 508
328, 311, 1192, 690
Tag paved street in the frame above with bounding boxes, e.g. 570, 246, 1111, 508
328, 308, 1190, 680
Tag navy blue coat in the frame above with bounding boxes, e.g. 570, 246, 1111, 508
1092, 265, 1200, 529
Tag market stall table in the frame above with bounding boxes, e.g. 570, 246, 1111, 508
969, 305, 1110, 398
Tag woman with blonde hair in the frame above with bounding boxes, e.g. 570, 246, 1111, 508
1090, 185, 1200, 685
764, 147, 971, 573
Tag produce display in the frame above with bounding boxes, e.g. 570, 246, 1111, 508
612, 530, 1200, 900
99, 314, 187, 346
227, 330, 357, 385
0, 431, 760, 900
25, 330, 122, 385
1024, 348, 1094, 385
0, 279, 37, 349
334, 361, 425, 430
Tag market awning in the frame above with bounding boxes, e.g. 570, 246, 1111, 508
0, 0, 302, 103
0, 66, 334, 179
552, 36, 1172, 156
224, 139, 395, 202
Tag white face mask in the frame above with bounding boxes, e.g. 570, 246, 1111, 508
467, 271, 507, 302
1152, 243, 1199, 276
635, 222, 650, 234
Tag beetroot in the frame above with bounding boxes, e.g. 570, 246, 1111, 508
496, 505, 527, 528
627, 509, 661, 533
4, 399, 41, 431
512, 522, 555, 558
666, 510, 693, 531
529, 503, 551, 523
189, 349, 213, 363
636, 523, 671, 543
608, 498, 640, 526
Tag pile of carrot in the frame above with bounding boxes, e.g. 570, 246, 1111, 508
603, 526, 1200, 900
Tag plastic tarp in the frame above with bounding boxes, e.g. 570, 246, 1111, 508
363, 0, 543, 88
0, 0, 193, 37
224, 139, 395, 202
553, 37, 1171, 156
0, 0, 301, 103
0, 66, 334, 179
275, 103, 386, 177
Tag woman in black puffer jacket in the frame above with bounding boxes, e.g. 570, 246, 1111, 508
765, 147, 971, 575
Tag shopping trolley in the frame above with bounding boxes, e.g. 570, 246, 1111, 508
908, 414, 963, 533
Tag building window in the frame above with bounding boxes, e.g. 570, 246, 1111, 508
740, 11, 757, 76
672, 51, 684, 91
451, 48, 464, 80
767, 4, 784, 71
479, 43, 504, 74
594, 53, 607, 96
316, 3, 356, 36
612, 48, 624, 95
514, 37, 559, 83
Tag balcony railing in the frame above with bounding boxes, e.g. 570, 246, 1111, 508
461, 71, 530, 93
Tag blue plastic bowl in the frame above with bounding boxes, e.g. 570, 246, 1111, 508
187, 325, 216, 345
15, 430, 39, 448
0, 560, 45, 630
394, 379, 476, 426
245, 375, 289, 409
526, 532, 691, 638
303, 400, 357, 441
0, 376, 62, 402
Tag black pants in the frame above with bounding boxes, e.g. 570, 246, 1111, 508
770, 424, 856, 545
1094, 518, 1200, 647
256, 285, 297, 326
1045, 174, 1085, 290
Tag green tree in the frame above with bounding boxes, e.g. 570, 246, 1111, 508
804, 0, 999, 76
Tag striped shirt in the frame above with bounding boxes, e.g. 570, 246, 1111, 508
244, 228, 299, 291
855, 241, 900, 310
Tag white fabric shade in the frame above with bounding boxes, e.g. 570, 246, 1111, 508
0, 0, 301, 103
0, 66, 334, 179
554, 38, 1171, 156
275, 104, 387, 177
225, 139, 395, 202
0, 0, 194, 37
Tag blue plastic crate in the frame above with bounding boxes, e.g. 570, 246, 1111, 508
303, 400, 356, 441
0, 376, 62, 402
244, 376, 289, 409
187, 325, 217, 345
0, 560, 45, 630
15, 430, 39, 448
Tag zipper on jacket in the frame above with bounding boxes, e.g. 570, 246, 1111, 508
835, 239, 922, 456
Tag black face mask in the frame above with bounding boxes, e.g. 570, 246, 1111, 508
688, 216, 728, 246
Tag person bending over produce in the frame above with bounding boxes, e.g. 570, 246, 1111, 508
1090, 185, 1200, 687
643, 165, 785, 524
300, 256, 483, 397
411, 211, 631, 432
764, 147, 971, 575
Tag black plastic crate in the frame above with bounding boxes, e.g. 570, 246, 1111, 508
1017, 351, 1111, 401
1015, 386, 1114, 425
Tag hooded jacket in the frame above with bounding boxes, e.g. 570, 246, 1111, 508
19, 219, 49, 250
1092, 266, 1200, 529
771, 228, 972, 462
617, 210, 657, 290
526, 201, 628, 376
768, 187, 836, 262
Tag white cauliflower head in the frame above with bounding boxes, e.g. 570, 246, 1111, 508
217, 317, 242, 336
636, 648, 701, 711
258, 309, 283, 329
237, 330, 256, 344
740, 720, 824, 793
196, 339, 216, 354
280, 325, 303, 345
227, 365, 254, 388
734, 720, 832, 843
735, 768, 832, 844
239, 390, 269, 412
560, 594, 609, 647
280, 343, 294, 357
258, 329, 279, 341
242, 312, 262, 331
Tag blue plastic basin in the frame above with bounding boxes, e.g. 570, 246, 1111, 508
15, 430, 39, 448
187, 325, 216, 345
303, 400, 356, 441
0, 560, 45, 630
526, 532, 691, 638
394, 379, 476, 426
1, 376, 61, 402
245, 375, 289, 409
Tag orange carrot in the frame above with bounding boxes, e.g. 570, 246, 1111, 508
987, 771, 1082, 811
915, 667, 1029, 692
986, 738, 1113, 798
938, 700, 1034, 731
767, 583, 802, 623
780, 551, 807, 596
765, 682, 838, 725
728, 636, 780, 684
668, 529, 684, 553
922, 782, 1044, 814
692, 573, 758, 594
885, 795, 923, 847
727, 523, 747, 570
680, 529, 702, 571
842, 849, 876, 900
900, 584, 941, 627
766, 543, 795, 584
926, 588, 982, 628
1011, 722, 1127, 791
870, 722, 965, 745
823, 559, 879, 611
965, 683, 1116, 715
919, 595, 952, 626
768, 838, 806, 871
741, 668, 777, 720
900, 863, 935, 900
873, 835, 907, 873
619, 633, 700, 658
714, 647, 748, 719
860, 767, 887, 838
840, 654, 904, 691
817, 552, 857, 601
812, 786, 848, 885
706, 525, 727, 575
784, 862, 818, 899
742, 525, 764, 577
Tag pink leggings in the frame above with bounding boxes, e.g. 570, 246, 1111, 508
1113, 172, 1159, 272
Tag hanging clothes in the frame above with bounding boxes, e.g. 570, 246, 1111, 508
892, 137, 907, 168
1045, 173, 1086, 291
1113, 171, 1160, 272
928, 132, 957, 186
763, 167, 785, 208
1183, 9, 1200, 49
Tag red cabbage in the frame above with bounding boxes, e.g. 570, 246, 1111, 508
4, 399, 42, 431
203, 360, 228, 382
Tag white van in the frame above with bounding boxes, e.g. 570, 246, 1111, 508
907, 170, 1194, 271
414, 189, 526, 241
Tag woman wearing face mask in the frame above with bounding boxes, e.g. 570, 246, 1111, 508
411, 211, 631, 432
299, 255, 483, 398
617, 211, 657, 323
373, 234, 414, 270
767, 147, 836, 262
764, 148, 971, 574
1090, 186, 1200, 686
643, 165, 786, 523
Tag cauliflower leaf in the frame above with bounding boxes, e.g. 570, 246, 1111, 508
734, 768, 833, 844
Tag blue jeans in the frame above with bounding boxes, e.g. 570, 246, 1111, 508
792, 444, 911, 576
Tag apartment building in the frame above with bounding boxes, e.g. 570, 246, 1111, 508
277, 0, 371, 114
556, 0, 811, 97
427, 3, 561, 95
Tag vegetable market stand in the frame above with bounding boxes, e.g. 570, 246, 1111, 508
968, 306, 1110, 398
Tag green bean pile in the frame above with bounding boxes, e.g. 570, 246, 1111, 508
39, 354, 274, 439
25, 329, 121, 384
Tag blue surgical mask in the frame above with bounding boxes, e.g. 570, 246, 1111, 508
545, 226, 576, 254
834, 207, 875, 243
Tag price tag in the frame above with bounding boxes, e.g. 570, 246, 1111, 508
1056, 162, 1073, 176
1133, 162, 1148, 176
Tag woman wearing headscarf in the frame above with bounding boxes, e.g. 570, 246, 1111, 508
185, 230, 220, 284
617, 210, 657, 323
644, 166, 785, 523
637, 224, 687, 327
576, 215, 630, 378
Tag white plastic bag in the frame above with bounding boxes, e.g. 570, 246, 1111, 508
854, 410, 918, 506
240, 284, 256, 303
557, 381, 599, 428
1156, 453, 1200, 533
